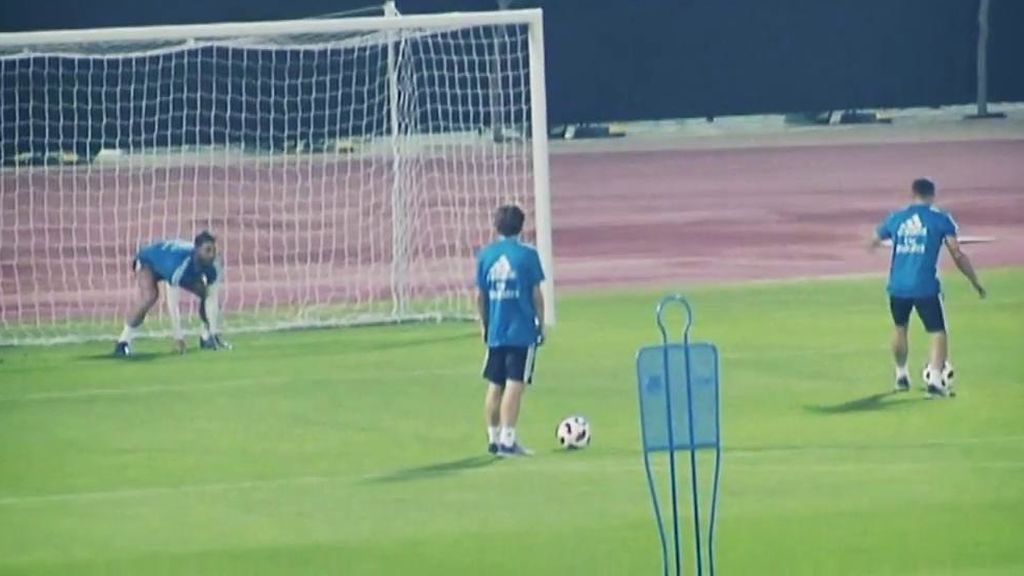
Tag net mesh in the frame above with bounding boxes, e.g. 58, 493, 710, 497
0, 18, 539, 345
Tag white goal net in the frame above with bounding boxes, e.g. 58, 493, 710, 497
0, 9, 553, 345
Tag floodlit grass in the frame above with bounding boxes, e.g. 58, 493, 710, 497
1, 269, 1022, 575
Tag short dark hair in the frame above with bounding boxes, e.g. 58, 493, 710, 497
912, 178, 936, 197
494, 205, 525, 237
194, 230, 216, 247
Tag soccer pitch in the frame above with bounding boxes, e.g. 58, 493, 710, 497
1, 269, 1023, 575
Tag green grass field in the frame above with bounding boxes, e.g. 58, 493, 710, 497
1, 269, 1022, 575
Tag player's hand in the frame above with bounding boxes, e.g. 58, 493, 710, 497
173, 338, 187, 355
536, 329, 546, 347
480, 324, 488, 344
975, 284, 987, 299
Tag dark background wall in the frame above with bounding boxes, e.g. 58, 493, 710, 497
1, 0, 1022, 125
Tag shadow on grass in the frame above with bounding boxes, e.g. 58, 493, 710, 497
805, 391, 927, 415
367, 455, 497, 484
78, 351, 163, 362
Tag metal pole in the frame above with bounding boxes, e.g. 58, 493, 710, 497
526, 10, 556, 326
967, 0, 1005, 119
384, 1, 407, 316
976, 0, 991, 116
491, 0, 514, 142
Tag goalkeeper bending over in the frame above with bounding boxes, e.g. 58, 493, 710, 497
114, 231, 230, 357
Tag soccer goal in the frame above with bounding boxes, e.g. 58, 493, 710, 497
0, 8, 554, 345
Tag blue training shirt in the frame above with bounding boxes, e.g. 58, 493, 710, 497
476, 237, 545, 348
876, 204, 958, 298
136, 240, 219, 290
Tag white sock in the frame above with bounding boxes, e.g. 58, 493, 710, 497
500, 427, 516, 448
487, 426, 500, 444
895, 365, 909, 379
201, 326, 211, 340
118, 324, 137, 345
927, 364, 944, 386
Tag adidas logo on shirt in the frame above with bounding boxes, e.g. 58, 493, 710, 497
895, 214, 928, 254
487, 255, 520, 300
897, 214, 926, 236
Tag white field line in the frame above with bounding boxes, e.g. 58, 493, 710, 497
2, 435, 1023, 507
0, 378, 264, 402
0, 367, 471, 403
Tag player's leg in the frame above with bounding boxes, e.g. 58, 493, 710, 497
482, 348, 507, 455
889, 297, 913, 391
498, 381, 527, 456
497, 346, 537, 457
484, 384, 503, 454
917, 297, 950, 397
114, 262, 160, 356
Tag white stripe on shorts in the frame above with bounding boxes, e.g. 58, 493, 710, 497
938, 293, 949, 331
524, 345, 537, 383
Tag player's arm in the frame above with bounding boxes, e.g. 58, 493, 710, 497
532, 284, 545, 345
531, 251, 547, 345
200, 282, 225, 345
165, 285, 187, 354
867, 217, 892, 251
866, 232, 885, 251
944, 236, 986, 298
191, 280, 231, 350
476, 288, 489, 343
475, 255, 489, 343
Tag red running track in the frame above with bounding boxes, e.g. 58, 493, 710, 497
553, 139, 1024, 288
1, 138, 1022, 330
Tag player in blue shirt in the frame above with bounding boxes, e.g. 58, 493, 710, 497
870, 178, 985, 397
476, 205, 546, 457
114, 231, 230, 357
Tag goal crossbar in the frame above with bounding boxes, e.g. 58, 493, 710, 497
0, 9, 543, 49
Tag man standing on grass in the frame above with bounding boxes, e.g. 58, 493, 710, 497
870, 178, 985, 397
477, 205, 546, 457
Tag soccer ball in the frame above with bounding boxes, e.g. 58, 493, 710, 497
922, 361, 955, 390
556, 415, 591, 450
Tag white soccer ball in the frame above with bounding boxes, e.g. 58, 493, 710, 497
556, 415, 591, 450
922, 361, 955, 390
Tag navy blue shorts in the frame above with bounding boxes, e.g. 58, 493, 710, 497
890, 296, 946, 333
132, 256, 165, 281
483, 346, 537, 385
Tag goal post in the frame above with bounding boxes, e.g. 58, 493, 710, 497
0, 8, 555, 346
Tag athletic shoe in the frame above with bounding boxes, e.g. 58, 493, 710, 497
894, 375, 911, 392
113, 341, 131, 358
926, 383, 951, 398
487, 442, 499, 455
497, 443, 534, 458
200, 335, 232, 350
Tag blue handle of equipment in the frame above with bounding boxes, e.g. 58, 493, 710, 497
656, 294, 693, 348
